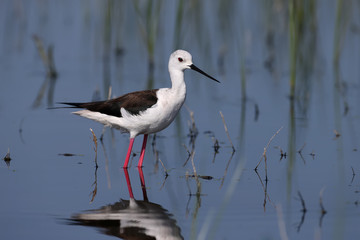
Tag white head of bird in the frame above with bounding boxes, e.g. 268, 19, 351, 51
168, 50, 193, 72
168, 50, 219, 90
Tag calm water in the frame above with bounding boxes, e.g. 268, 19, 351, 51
1, 1, 359, 239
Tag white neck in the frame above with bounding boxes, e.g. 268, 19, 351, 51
169, 68, 186, 97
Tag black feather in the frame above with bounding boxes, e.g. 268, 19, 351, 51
59, 89, 158, 118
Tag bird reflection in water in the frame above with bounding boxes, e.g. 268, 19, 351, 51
69, 168, 183, 240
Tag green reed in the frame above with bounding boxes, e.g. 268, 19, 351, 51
133, 0, 164, 89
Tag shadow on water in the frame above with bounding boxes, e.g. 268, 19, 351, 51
68, 168, 183, 240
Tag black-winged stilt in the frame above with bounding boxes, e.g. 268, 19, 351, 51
60, 50, 219, 168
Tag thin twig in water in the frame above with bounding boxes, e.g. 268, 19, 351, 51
185, 171, 192, 217
90, 128, 98, 168
350, 166, 356, 184
219, 111, 235, 152
204, 131, 220, 163
89, 165, 98, 203
297, 143, 306, 164
297, 191, 307, 212
182, 144, 192, 167
89, 129, 99, 203
158, 157, 169, 177
159, 174, 169, 190
190, 150, 198, 180
255, 126, 283, 181
254, 169, 274, 211
151, 134, 160, 173
274, 146, 287, 161
220, 151, 235, 189
298, 142, 306, 153
296, 191, 307, 232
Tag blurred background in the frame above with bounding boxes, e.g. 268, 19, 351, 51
0, 0, 359, 239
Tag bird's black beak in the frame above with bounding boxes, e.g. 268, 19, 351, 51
190, 64, 220, 83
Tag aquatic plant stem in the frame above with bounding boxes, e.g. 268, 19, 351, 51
90, 128, 98, 169
255, 126, 283, 181
219, 111, 235, 152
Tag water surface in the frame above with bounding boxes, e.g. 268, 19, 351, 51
1, 1, 359, 239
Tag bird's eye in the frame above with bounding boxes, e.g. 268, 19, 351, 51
178, 57, 183, 62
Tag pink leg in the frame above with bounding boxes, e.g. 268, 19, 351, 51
137, 134, 148, 168
123, 138, 135, 168
138, 167, 148, 202
123, 168, 134, 199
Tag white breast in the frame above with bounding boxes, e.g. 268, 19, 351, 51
146, 88, 186, 132
108, 88, 186, 138
72, 87, 186, 139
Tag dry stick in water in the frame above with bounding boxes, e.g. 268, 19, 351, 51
298, 191, 307, 212
158, 158, 168, 176
219, 111, 236, 188
296, 191, 307, 232
151, 134, 168, 176
89, 166, 98, 203
220, 151, 235, 189
189, 150, 202, 201
255, 126, 283, 181
350, 166, 356, 184
297, 142, 306, 164
157, 137, 170, 190
182, 144, 192, 166
254, 169, 275, 211
90, 128, 98, 168
190, 150, 198, 180
219, 111, 235, 152
89, 128, 98, 203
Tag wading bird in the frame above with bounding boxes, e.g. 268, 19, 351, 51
60, 50, 219, 168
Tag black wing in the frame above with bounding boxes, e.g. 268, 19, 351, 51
60, 89, 158, 117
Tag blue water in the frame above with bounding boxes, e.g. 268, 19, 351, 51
1, 1, 359, 239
